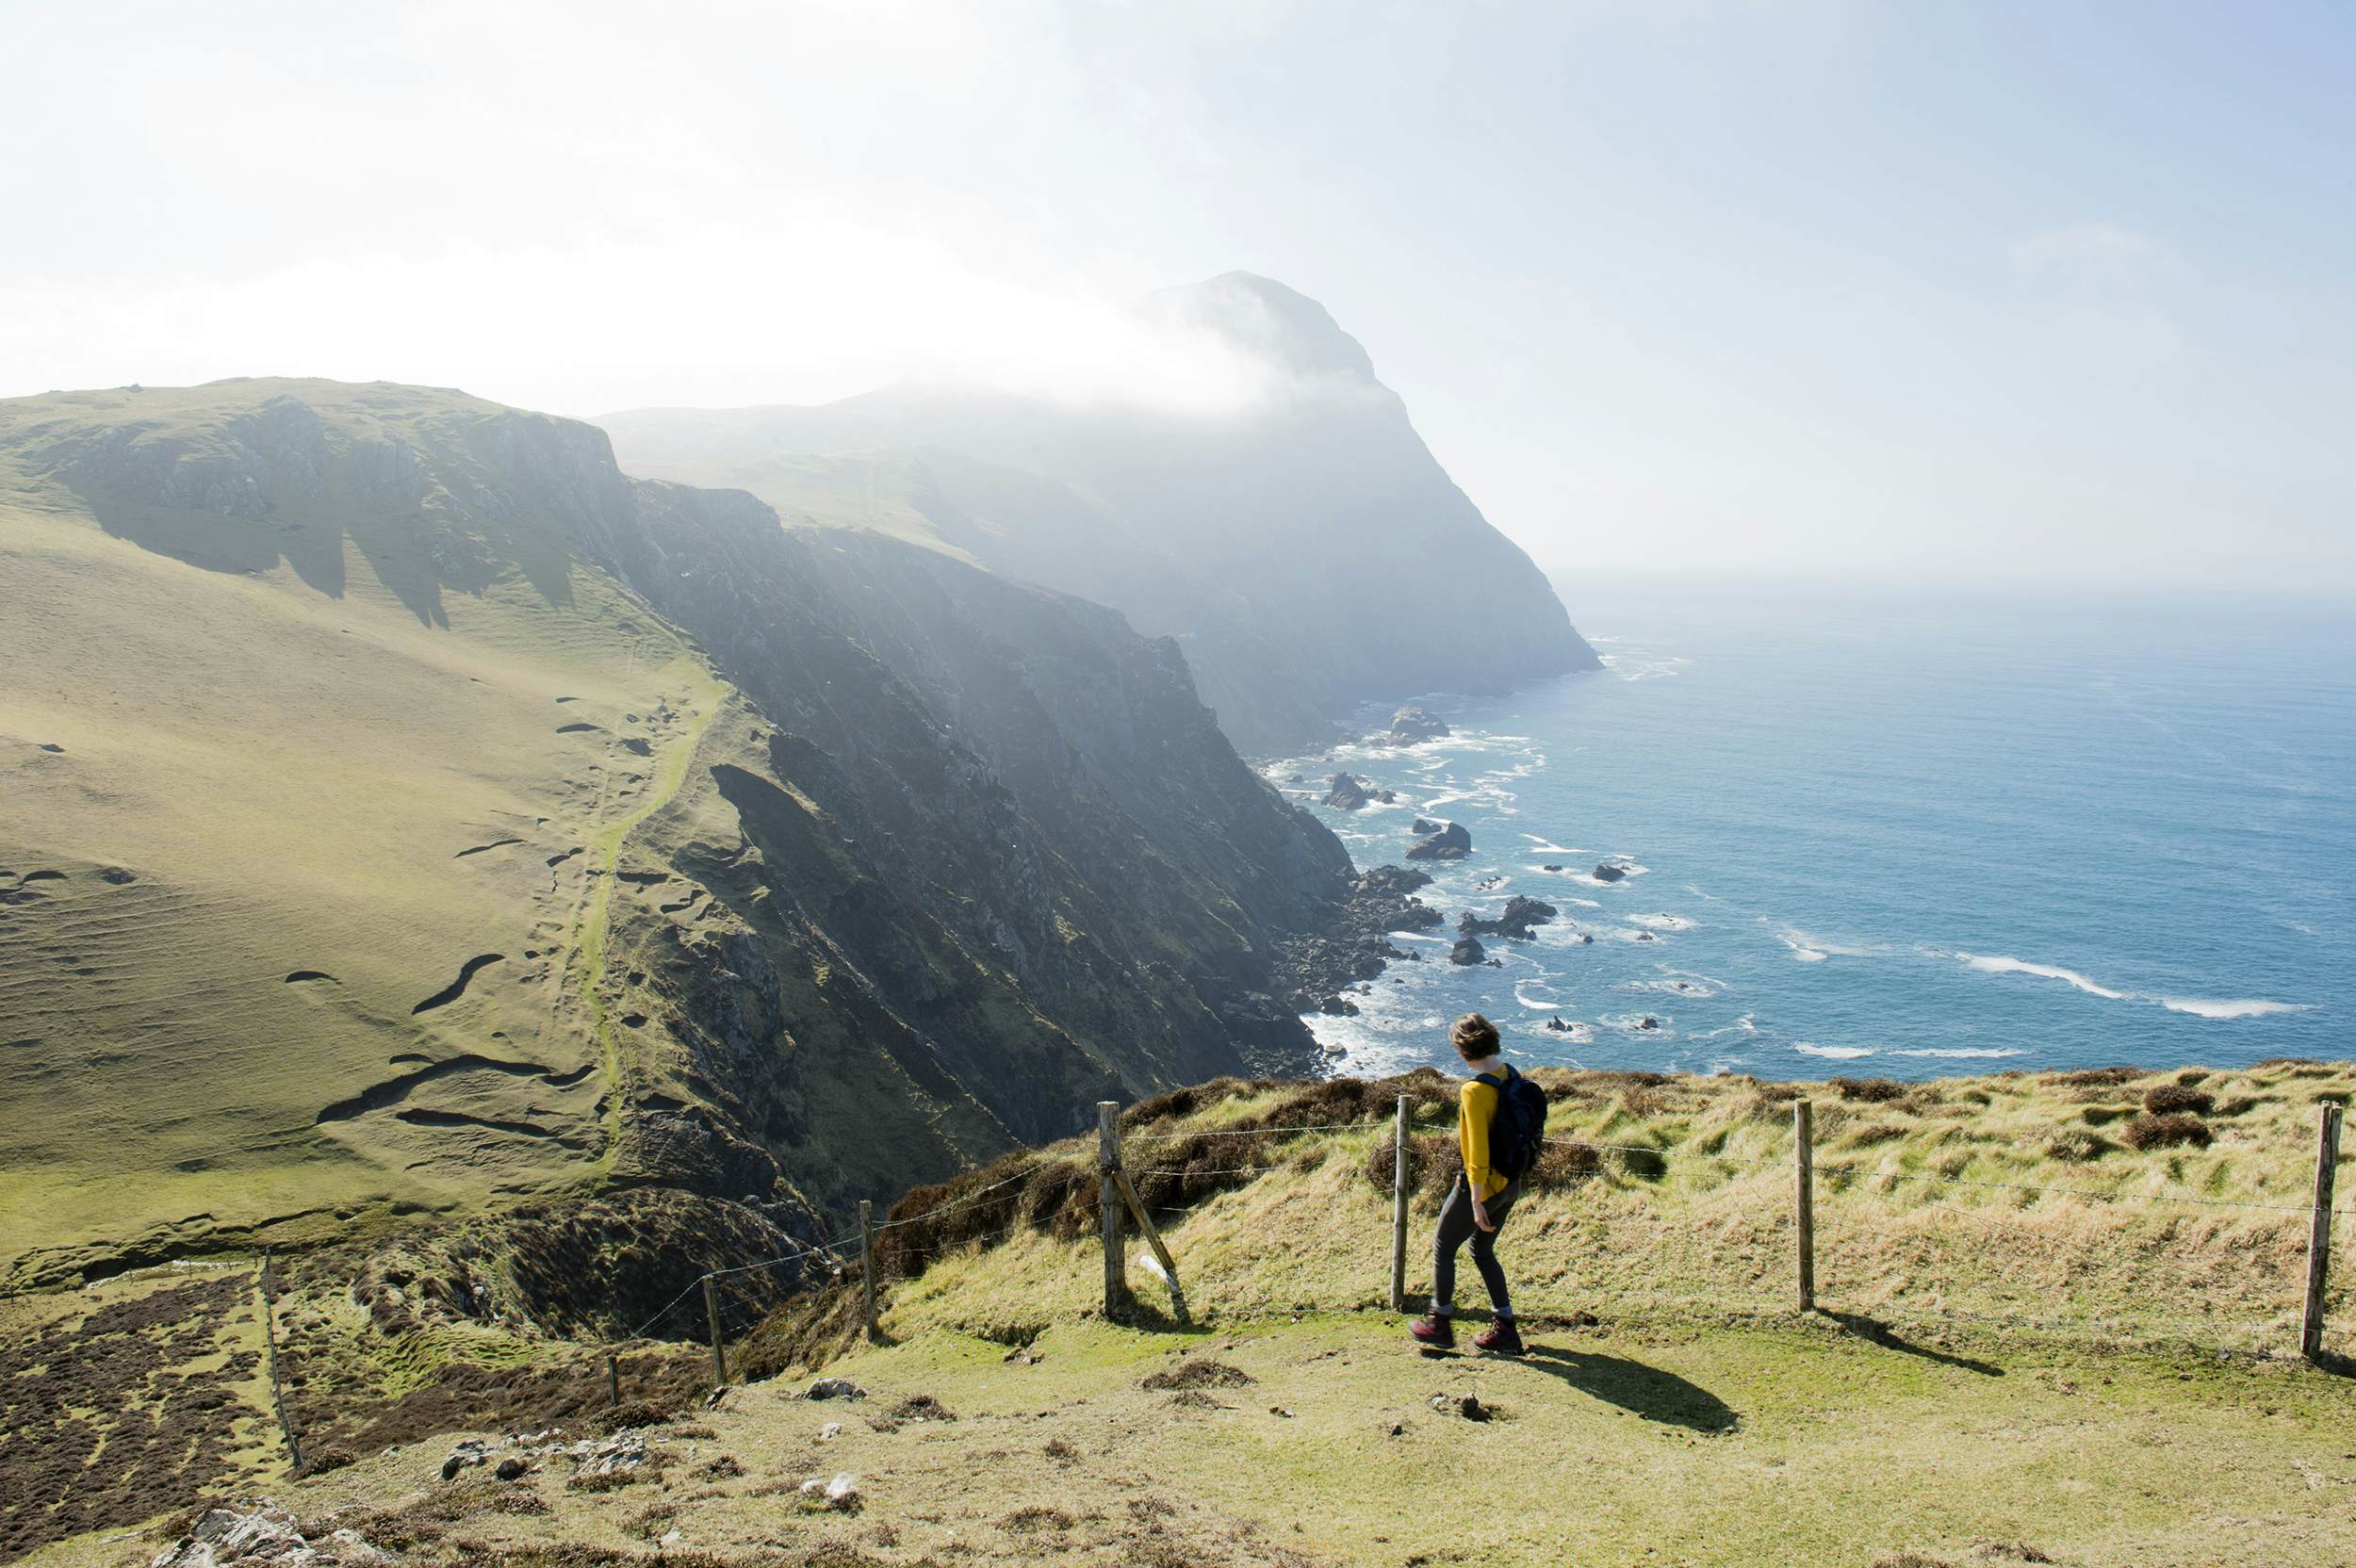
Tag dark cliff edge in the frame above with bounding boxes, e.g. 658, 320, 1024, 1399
600, 271, 1603, 758
0, 378, 1417, 1296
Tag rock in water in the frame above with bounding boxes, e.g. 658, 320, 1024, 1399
1388, 706, 1451, 743
1359, 864, 1432, 897
1323, 772, 1392, 809
1411, 817, 1443, 835
1457, 896, 1559, 940
1593, 862, 1627, 883
1449, 936, 1487, 965
1407, 821, 1473, 860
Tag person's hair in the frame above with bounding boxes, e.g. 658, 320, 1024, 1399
1450, 1012, 1500, 1061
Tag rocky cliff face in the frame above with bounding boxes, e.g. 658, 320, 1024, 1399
0, 378, 1363, 1282
599, 272, 1602, 756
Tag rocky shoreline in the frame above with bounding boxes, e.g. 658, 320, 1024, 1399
1272, 864, 1445, 1026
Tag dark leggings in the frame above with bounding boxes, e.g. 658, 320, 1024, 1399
1432, 1173, 1519, 1318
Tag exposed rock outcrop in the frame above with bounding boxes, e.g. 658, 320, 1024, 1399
1406, 821, 1473, 860
1273, 865, 1446, 1009
1449, 936, 1486, 966
1322, 772, 1394, 809
1387, 706, 1450, 743
1457, 896, 1559, 940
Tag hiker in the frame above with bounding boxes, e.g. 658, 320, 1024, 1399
1411, 1012, 1546, 1355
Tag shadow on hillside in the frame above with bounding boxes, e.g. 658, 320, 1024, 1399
1115, 1298, 1215, 1339
1517, 1346, 1740, 1432
2307, 1349, 2356, 1381
1824, 1312, 2004, 1377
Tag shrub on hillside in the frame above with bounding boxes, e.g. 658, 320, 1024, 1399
2143, 1083, 2215, 1118
1829, 1077, 1906, 1103
1363, 1129, 1602, 1197
2044, 1066, 2141, 1088
2079, 1104, 2135, 1127
2122, 1112, 2213, 1152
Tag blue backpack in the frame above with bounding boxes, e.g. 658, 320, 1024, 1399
1476, 1065, 1549, 1180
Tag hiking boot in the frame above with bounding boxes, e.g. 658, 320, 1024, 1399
1473, 1315, 1524, 1356
1409, 1315, 1456, 1349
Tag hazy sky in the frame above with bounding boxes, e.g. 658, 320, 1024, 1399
5, 1, 2350, 584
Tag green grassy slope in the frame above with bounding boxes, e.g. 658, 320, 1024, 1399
0, 383, 717, 1280
0, 378, 1366, 1296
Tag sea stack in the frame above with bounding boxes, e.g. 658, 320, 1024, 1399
1388, 706, 1451, 743
1407, 821, 1473, 860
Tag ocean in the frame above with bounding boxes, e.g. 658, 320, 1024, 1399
1282, 580, 2356, 1081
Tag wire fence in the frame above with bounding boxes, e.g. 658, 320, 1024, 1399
989, 1096, 2346, 1364
542, 1091, 2355, 1407
38, 1092, 2340, 1453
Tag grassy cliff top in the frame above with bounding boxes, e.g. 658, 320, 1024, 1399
799, 1055, 2356, 1362
29, 1058, 2356, 1568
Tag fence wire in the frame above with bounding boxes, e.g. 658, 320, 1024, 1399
604, 1096, 2351, 1376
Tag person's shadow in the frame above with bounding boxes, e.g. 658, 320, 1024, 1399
1513, 1346, 1741, 1433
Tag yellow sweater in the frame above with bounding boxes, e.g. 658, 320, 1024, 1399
1458, 1076, 1510, 1199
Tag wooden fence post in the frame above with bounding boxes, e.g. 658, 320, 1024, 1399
859, 1200, 879, 1343
1390, 1093, 1411, 1313
702, 1275, 727, 1387
2302, 1102, 2341, 1362
607, 1353, 621, 1408
1113, 1168, 1191, 1326
1793, 1100, 1816, 1314
1099, 1101, 1127, 1320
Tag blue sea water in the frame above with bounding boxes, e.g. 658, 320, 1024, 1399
1284, 580, 2356, 1082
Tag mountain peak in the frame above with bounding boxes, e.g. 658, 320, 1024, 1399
1136, 271, 1377, 381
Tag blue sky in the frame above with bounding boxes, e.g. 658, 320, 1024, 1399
2, 1, 2348, 584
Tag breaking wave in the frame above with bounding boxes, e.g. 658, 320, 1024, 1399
1955, 953, 2130, 1001
2158, 997, 2312, 1021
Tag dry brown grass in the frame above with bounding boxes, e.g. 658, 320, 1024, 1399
2144, 1084, 2216, 1118
2122, 1113, 2214, 1151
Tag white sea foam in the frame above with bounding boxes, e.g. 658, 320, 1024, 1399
1513, 980, 1564, 1011
1600, 651, 1691, 682
1955, 953, 2130, 1000
1627, 977, 1719, 998
1949, 953, 2306, 1021
1893, 1047, 2025, 1059
1794, 1043, 1877, 1059
1628, 913, 1698, 932
1519, 836, 1590, 856
1775, 925, 1879, 963
2158, 997, 2313, 1021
